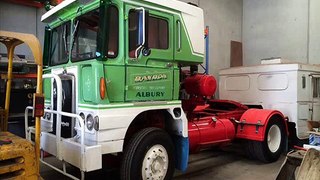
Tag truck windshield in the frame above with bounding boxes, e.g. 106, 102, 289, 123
49, 22, 71, 65
47, 5, 119, 66
71, 9, 100, 62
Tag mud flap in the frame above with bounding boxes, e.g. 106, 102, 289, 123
173, 135, 189, 172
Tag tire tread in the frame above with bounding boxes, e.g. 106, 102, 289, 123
246, 117, 286, 163
120, 127, 174, 180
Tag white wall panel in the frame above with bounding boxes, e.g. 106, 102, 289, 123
243, 0, 308, 65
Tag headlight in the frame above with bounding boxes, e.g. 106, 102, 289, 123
94, 116, 99, 131
46, 111, 51, 120
79, 113, 85, 126
43, 108, 51, 120
86, 114, 94, 130
79, 113, 85, 120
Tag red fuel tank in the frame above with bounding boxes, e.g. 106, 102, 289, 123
188, 117, 236, 153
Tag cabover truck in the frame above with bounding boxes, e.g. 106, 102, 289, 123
25, 0, 288, 179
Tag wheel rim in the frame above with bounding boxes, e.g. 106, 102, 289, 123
267, 124, 281, 153
142, 144, 169, 180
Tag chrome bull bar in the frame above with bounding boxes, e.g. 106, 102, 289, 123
24, 74, 101, 180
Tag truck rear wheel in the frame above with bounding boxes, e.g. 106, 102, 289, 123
121, 127, 175, 180
246, 117, 285, 163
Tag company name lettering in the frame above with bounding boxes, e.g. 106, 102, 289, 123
136, 91, 165, 98
134, 74, 167, 83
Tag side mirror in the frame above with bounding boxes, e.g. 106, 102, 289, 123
135, 7, 150, 58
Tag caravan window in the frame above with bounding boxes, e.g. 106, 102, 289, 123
258, 74, 288, 91
225, 76, 250, 91
312, 77, 320, 98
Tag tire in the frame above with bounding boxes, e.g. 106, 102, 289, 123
120, 127, 175, 180
246, 117, 286, 163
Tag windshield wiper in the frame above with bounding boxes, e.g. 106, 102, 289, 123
63, 26, 67, 52
71, 20, 79, 50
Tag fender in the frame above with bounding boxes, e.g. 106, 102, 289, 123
235, 109, 288, 141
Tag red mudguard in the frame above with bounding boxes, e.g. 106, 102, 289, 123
235, 109, 288, 141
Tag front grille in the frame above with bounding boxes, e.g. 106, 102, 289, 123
52, 74, 75, 138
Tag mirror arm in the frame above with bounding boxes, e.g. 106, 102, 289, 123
134, 7, 146, 58
135, 46, 143, 58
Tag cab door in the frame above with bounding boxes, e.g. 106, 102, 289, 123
124, 5, 175, 101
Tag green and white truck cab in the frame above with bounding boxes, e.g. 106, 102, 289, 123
26, 0, 204, 179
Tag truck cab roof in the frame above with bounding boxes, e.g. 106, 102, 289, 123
41, 0, 204, 56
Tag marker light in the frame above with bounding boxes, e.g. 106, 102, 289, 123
94, 116, 99, 131
86, 114, 94, 130
100, 77, 106, 100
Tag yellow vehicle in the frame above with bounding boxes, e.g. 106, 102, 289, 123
0, 31, 43, 179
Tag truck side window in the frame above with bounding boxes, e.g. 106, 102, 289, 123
128, 11, 169, 58
128, 10, 139, 58
107, 6, 119, 58
148, 16, 168, 49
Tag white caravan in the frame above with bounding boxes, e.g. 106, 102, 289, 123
219, 62, 320, 139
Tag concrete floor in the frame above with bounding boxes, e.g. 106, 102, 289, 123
175, 150, 284, 180
40, 145, 285, 180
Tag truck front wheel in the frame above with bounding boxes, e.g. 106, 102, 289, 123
246, 117, 286, 163
121, 127, 175, 180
